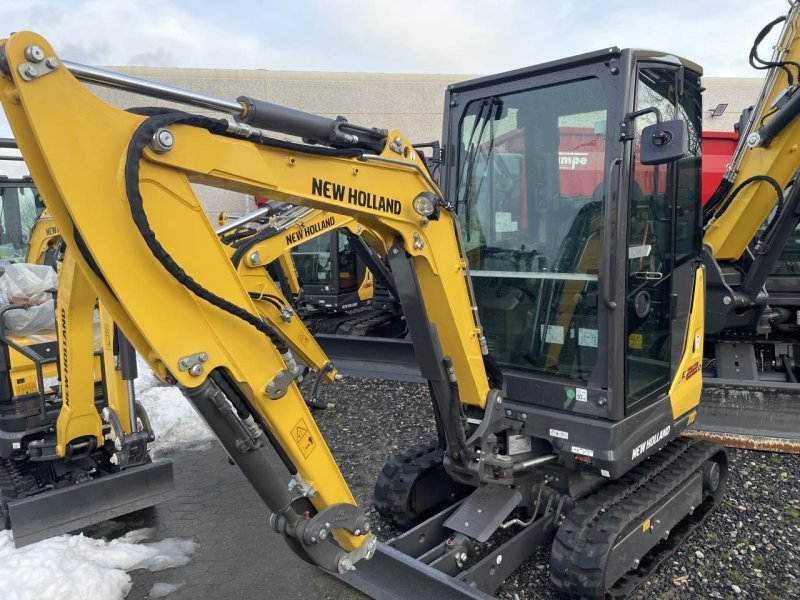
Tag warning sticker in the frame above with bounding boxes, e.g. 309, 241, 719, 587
508, 434, 532, 456
578, 328, 598, 348
571, 446, 594, 457
292, 418, 317, 459
628, 332, 643, 350
541, 324, 564, 344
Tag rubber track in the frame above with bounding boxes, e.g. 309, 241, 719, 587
550, 439, 725, 599
337, 310, 398, 336
0, 458, 37, 528
374, 440, 448, 529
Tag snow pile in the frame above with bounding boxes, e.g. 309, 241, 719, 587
0, 528, 196, 600
134, 356, 215, 455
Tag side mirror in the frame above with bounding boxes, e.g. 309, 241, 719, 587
640, 119, 688, 165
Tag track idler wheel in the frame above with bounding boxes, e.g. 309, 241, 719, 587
374, 440, 471, 529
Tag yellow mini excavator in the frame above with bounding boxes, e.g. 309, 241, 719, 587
0, 144, 174, 546
4, 11, 795, 596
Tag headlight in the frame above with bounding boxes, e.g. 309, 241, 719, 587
412, 193, 436, 217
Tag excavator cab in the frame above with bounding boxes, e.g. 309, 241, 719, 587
442, 50, 706, 475
0, 176, 47, 263
293, 230, 371, 313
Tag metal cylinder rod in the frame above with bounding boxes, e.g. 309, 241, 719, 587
215, 205, 275, 235
63, 61, 387, 153
512, 454, 558, 473
63, 60, 244, 116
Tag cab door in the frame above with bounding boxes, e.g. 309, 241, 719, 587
625, 65, 702, 413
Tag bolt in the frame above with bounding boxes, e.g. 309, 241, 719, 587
341, 558, 353, 571
521, 413, 528, 420
249, 251, 261, 265
723, 296, 732, 306
24, 45, 45, 63
23, 65, 38, 78
198, 352, 209, 362
354, 529, 360, 536
746, 132, 761, 148
464, 521, 469, 527
310, 536, 316, 543
632, 558, 640, 569
45, 57, 58, 69
505, 409, 512, 416
149, 128, 175, 154
189, 364, 204, 377
598, 397, 608, 406
319, 528, 328, 540
496, 554, 503, 565
496, 396, 502, 406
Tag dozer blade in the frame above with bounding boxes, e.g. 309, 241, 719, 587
687, 381, 800, 453
8, 459, 175, 547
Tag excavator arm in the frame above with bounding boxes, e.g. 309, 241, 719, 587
0, 31, 495, 571
691, 4, 800, 451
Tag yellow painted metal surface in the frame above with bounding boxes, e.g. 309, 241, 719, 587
0, 31, 493, 552
704, 8, 800, 260
54, 252, 104, 456
668, 267, 705, 419
25, 210, 59, 264
277, 251, 300, 296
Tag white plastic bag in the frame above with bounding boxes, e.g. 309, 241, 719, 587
0, 263, 58, 335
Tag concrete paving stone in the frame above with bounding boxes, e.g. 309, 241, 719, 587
109, 444, 365, 600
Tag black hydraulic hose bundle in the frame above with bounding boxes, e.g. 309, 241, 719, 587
123, 109, 298, 352
749, 15, 800, 84
704, 175, 784, 232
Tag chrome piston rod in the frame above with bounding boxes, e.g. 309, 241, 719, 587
62, 60, 387, 153
64, 60, 244, 116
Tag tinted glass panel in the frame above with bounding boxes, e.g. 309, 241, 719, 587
457, 77, 608, 380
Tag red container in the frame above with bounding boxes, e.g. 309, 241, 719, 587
701, 131, 738, 204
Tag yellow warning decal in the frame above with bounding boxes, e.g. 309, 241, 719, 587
628, 332, 643, 350
642, 517, 651, 533
292, 418, 317, 459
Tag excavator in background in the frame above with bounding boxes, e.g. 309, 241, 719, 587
0, 24, 735, 600
0, 142, 174, 546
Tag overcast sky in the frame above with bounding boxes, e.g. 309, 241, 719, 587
0, 0, 790, 170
